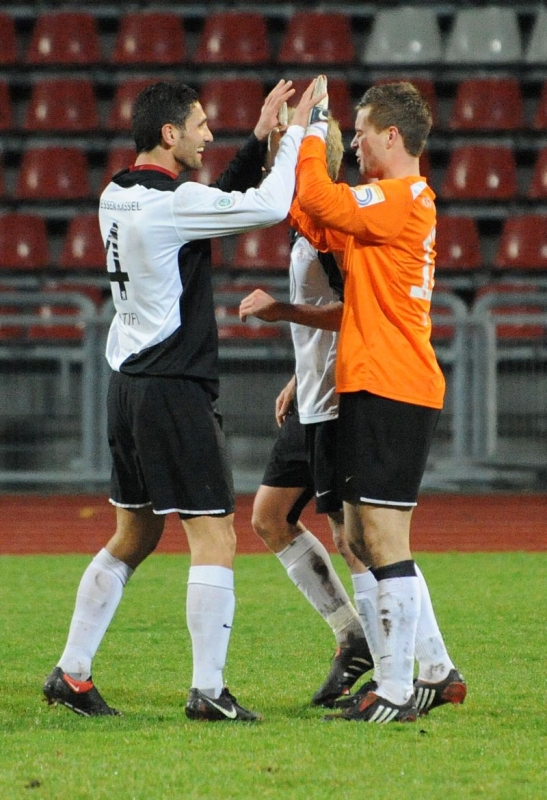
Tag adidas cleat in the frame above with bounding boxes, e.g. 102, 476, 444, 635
332, 678, 378, 710
43, 666, 121, 717
324, 691, 417, 724
414, 668, 467, 715
312, 634, 373, 707
185, 687, 260, 722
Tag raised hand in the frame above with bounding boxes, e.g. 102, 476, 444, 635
253, 80, 295, 141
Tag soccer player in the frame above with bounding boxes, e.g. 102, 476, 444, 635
239, 116, 374, 708
42, 78, 321, 722
288, 78, 466, 722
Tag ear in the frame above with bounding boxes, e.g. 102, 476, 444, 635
385, 126, 399, 149
161, 122, 179, 147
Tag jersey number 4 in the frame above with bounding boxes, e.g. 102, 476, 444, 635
106, 223, 130, 300
409, 227, 435, 301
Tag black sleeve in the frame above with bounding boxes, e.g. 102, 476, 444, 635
317, 251, 344, 302
212, 135, 268, 193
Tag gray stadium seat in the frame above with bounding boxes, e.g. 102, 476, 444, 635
362, 7, 442, 65
444, 7, 521, 64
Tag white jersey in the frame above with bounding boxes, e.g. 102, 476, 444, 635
99, 126, 304, 394
290, 235, 341, 423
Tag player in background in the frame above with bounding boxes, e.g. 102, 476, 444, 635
42, 78, 321, 723
252, 78, 466, 722
240, 114, 374, 708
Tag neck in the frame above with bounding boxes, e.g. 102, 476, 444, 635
135, 148, 183, 177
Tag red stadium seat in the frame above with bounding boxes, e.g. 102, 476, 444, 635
278, 12, 355, 64
448, 78, 524, 131
59, 215, 105, 271
0, 14, 17, 64
101, 146, 136, 190
474, 284, 546, 340
435, 216, 482, 271
107, 78, 156, 131
0, 213, 50, 270
532, 81, 547, 130
193, 145, 239, 187
528, 149, 547, 198
112, 12, 186, 64
289, 77, 353, 131
194, 12, 269, 64
0, 80, 13, 131
24, 79, 99, 132
200, 79, 264, 133
26, 12, 101, 65
441, 145, 518, 200
16, 147, 91, 200
494, 215, 547, 271
234, 223, 292, 271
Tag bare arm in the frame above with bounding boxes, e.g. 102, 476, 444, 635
239, 288, 342, 332
275, 375, 296, 427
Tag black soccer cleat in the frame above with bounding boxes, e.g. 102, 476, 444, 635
311, 634, 373, 707
332, 678, 378, 710
185, 687, 261, 722
324, 690, 418, 724
43, 666, 121, 717
414, 668, 467, 715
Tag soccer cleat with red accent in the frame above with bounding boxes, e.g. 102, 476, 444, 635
43, 666, 121, 717
414, 668, 467, 715
324, 690, 418, 723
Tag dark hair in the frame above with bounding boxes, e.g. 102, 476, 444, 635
132, 81, 199, 153
356, 82, 432, 157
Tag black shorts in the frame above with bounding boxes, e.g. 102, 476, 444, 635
337, 391, 441, 507
107, 371, 234, 517
262, 410, 342, 520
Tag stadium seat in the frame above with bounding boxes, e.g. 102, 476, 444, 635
200, 78, 264, 133
26, 12, 101, 65
112, 12, 186, 64
494, 215, 547, 271
24, 79, 99, 132
528, 149, 547, 199
448, 78, 524, 131
0, 80, 13, 131
106, 78, 156, 131
193, 145, 239, 187
444, 7, 522, 63
441, 145, 518, 200
524, 7, 547, 63
278, 12, 355, 64
0, 13, 17, 64
234, 223, 292, 271
0, 213, 50, 269
290, 77, 354, 131
435, 216, 482, 271
193, 12, 269, 64
362, 7, 442, 64
532, 81, 547, 130
474, 284, 546, 340
59, 215, 105, 271
16, 147, 91, 200
101, 146, 136, 190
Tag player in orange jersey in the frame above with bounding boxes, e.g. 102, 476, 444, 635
290, 78, 466, 723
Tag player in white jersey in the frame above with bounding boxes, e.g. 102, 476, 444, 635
239, 117, 375, 707
43, 79, 322, 722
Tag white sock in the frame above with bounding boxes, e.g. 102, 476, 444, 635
58, 548, 133, 680
352, 570, 381, 682
277, 531, 363, 645
414, 564, 455, 682
187, 565, 235, 699
375, 575, 420, 706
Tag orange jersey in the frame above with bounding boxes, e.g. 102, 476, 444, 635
290, 135, 445, 409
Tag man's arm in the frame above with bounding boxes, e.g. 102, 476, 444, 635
239, 288, 342, 332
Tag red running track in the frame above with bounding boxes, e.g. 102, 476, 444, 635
0, 493, 545, 554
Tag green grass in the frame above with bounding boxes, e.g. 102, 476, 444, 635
1, 552, 546, 800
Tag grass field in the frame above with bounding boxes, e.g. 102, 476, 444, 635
1, 552, 546, 800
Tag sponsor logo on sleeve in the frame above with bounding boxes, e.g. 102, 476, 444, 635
215, 196, 236, 210
351, 184, 385, 207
